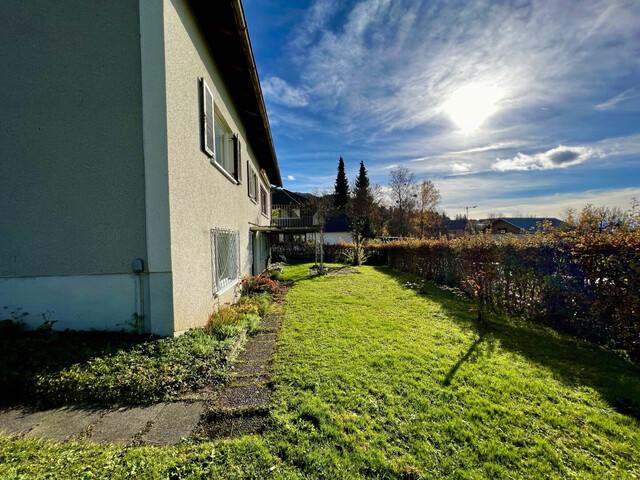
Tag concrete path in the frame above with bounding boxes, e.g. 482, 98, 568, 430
0, 401, 204, 446
199, 312, 283, 439
0, 312, 283, 445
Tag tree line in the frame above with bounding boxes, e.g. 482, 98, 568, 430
330, 158, 443, 241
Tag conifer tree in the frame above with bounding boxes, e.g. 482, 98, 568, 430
333, 157, 349, 211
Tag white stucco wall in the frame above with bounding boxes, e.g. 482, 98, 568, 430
323, 232, 354, 244
163, 0, 273, 333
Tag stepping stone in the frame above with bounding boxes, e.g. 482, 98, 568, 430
251, 333, 277, 344
89, 404, 164, 445
0, 408, 48, 437
231, 361, 269, 377
143, 402, 203, 446
237, 347, 274, 363
229, 374, 270, 387
204, 412, 268, 438
217, 386, 271, 410
28, 407, 103, 442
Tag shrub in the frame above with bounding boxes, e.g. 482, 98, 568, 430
241, 273, 285, 298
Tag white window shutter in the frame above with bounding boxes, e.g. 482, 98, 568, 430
201, 79, 214, 157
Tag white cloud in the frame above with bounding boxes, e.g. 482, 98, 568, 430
287, 175, 296, 181
451, 162, 471, 173
595, 88, 640, 110
492, 145, 602, 172
262, 77, 309, 107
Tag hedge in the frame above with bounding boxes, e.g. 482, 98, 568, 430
374, 232, 640, 359
274, 231, 640, 359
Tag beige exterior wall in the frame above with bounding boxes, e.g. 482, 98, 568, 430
0, 0, 147, 278
163, 0, 273, 333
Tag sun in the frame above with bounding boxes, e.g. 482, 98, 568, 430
444, 83, 503, 132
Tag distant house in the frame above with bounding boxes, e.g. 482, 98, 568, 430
483, 218, 563, 235
0, 0, 281, 336
324, 214, 353, 244
446, 219, 470, 238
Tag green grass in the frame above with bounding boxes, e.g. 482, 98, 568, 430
1, 263, 639, 478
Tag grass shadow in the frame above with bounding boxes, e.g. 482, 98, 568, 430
0, 323, 152, 407
373, 265, 640, 421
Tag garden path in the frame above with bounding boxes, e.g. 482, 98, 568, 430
0, 313, 282, 445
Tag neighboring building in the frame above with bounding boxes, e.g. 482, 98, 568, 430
483, 218, 563, 235
446, 219, 469, 238
323, 214, 353, 244
0, 0, 281, 336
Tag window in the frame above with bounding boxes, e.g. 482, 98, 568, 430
260, 186, 268, 217
214, 111, 233, 174
200, 78, 241, 183
498, 228, 508, 234
210, 228, 240, 294
247, 164, 258, 201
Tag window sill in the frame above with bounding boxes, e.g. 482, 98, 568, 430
214, 278, 239, 298
210, 159, 239, 185
261, 212, 270, 219
250, 197, 258, 205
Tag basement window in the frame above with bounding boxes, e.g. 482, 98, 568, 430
210, 228, 240, 295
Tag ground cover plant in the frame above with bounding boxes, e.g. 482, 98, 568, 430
1, 263, 639, 478
0, 282, 280, 408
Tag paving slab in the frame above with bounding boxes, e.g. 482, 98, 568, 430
217, 386, 271, 410
231, 360, 270, 377
229, 374, 270, 387
237, 346, 275, 363
251, 333, 277, 344
204, 412, 268, 438
143, 402, 203, 446
0, 409, 48, 437
89, 404, 165, 445
28, 407, 103, 442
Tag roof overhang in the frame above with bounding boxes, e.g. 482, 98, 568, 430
188, 0, 282, 187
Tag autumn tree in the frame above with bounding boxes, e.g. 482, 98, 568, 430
388, 166, 417, 237
413, 180, 441, 238
333, 157, 349, 211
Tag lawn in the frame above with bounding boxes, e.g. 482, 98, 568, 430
1, 263, 639, 478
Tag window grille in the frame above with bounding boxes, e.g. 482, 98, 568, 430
210, 228, 240, 295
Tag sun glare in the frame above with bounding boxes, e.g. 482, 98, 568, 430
444, 83, 503, 132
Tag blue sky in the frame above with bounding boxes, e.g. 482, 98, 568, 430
244, 0, 640, 218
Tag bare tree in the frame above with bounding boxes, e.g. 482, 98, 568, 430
309, 189, 333, 274
388, 166, 417, 237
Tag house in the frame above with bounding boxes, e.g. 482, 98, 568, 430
483, 217, 563, 235
323, 214, 354, 244
446, 219, 470, 238
0, 0, 281, 336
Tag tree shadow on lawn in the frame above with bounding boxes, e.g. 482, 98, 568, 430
373, 266, 640, 421
0, 322, 151, 408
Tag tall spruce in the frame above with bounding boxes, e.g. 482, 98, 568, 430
354, 160, 370, 193
348, 161, 376, 264
333, 157, 349, 211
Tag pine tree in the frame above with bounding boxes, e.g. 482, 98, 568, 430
333, 157, 349, 211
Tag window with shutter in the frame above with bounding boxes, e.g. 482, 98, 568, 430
201, 79, 214, 157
